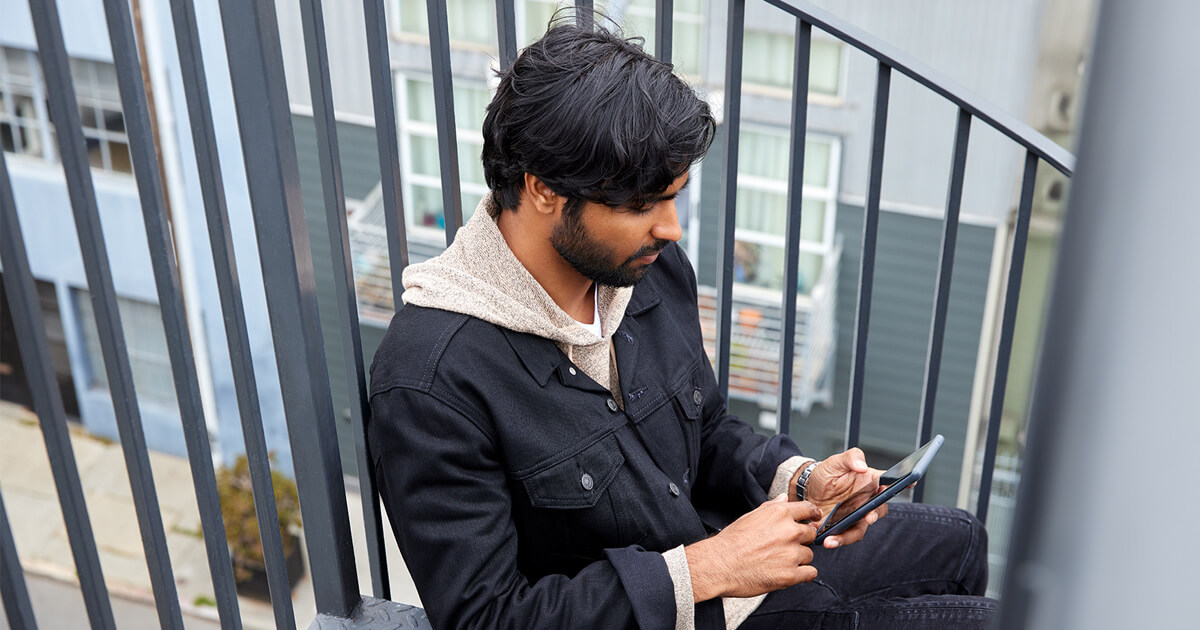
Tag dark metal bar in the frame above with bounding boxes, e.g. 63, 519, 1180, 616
26, 1, 183, 625
426, 0, 464, 245
1, 152, 116, 629
0, 491, 36, 630
100, 0, 244, 622
165, 0, 296, 626
976, 151, 1038, 523
576, 0, 595, 28
776, 20, 812, 437
495, 0, 518, 69
299, 0, 389, 600
218, 0, 360, 616
362, 0, 410, 303
759, 0, 1073, 177
911, 108, 971, 504
714, 0, 746, 397
654, 0, 674, 64
844, 62, 891, 450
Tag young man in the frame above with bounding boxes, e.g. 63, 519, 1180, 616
368, 18, 997, 630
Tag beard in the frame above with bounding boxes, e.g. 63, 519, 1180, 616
550, 209, 668, 287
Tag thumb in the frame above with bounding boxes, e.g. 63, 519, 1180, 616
770, 493, 788, 503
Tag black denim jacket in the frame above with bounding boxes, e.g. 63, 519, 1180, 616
368, 243, 804, 630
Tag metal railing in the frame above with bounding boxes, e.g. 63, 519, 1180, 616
0, 0, 1074, 627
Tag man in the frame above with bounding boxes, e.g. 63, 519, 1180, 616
368, 17, 997, 630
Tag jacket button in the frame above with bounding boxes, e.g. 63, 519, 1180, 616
692, 389, 703, 406
581, 473, 594, 491
568, 367, 577, 375
606, 398, 618, 412
668, 482, 680, 497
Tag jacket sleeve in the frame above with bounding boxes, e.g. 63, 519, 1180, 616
369, 385, 675, 630
669, 245, 806, 515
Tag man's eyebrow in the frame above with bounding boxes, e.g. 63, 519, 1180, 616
648, 177, 692, 203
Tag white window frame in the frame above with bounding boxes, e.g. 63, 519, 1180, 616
394, 72, 493, 244
0, 47, 130, 174
1, 47, 55, 163
732, 124, 841, 299
388, 0, 499, 52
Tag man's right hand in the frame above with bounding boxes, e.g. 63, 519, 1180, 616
684, 495, 822, 602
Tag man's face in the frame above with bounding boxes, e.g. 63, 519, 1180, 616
551, 173, 689, 287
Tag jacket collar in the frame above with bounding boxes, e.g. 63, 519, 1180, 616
500, 278, 662, 389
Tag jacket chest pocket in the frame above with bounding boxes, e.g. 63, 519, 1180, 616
671, 380, 703, 484
516, 433, 635, 556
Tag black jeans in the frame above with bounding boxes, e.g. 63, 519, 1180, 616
739, 502, 998, 629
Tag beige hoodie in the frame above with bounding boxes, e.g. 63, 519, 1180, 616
402, 194, 632, 402
401, 194, 810, 630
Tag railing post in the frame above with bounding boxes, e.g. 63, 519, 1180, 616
844, 62, 891, 450
217, 0, 360, 616
26, 1, 183, 625
715, 0, 747, 398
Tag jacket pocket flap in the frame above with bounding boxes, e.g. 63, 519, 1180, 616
521, 434, 624, 509
674, 385, 702, 421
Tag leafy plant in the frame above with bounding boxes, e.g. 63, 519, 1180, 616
216, 454, 302, 582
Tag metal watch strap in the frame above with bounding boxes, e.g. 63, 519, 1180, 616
795, 461, 819, 501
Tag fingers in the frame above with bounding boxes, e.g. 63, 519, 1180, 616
784, 500, 823, 524
792, 565, 819, 584
822, 504, 888, 549
846, 447, 868, 473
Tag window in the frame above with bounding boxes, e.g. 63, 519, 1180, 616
392, 0, 497, 47
396, 74, 492, 238
73, 290, 177, 406
733, 127, 839, 295
743, 31, 843, 98
0, 48, 52, 161
0, 46, 130, 174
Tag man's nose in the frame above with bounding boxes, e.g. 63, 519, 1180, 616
652, 200, 683, 242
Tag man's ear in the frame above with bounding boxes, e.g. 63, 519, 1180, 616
523, 173, 562, 216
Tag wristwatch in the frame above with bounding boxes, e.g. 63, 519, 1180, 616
795, 460, 819, 502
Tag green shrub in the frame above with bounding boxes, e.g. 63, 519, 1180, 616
216, 454, 302, 582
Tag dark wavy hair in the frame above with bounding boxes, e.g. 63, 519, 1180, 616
481, 12, 716, 214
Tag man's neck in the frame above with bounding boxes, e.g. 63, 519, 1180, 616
496, 209, 596, 323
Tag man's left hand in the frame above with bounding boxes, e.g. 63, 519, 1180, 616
804, 448, 887, 549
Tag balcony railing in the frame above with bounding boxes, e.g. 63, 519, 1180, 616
0, 0, 1078, 628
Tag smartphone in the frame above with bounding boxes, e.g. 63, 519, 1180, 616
812, 434, 945, 545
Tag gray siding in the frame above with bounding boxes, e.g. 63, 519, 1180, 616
789, 205, 993, 508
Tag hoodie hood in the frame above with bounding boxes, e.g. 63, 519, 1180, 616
401, 195, 633, 398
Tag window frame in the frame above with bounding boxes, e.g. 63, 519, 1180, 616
394, 72, 493, 244
732, 124, 842, 298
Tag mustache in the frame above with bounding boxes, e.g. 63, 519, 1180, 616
626, 240, 670, 264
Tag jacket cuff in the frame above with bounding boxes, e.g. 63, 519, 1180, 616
662, 545, 695, 630
769, 456, 815, 500
606, 545, 676, 630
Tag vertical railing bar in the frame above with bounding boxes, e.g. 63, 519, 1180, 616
844, 62, 891, 450
714, 0, 747, 397
2, 152, 117, 630
362, 0, 410, 303
495, 0, 518, 69
0, 491, 37, 630
911, 108, 971, 503
576, 0, 595, 28
654, 0, 674, 64
26, 1, 184, 626
165, 0, 297, 625
976, 150, 1038, 522
218, 0, 360, 616
299, 0, 390, 600
776, 19, 812, 437
426, 0, 464, 245
100, 0, 245, 622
